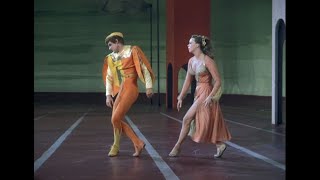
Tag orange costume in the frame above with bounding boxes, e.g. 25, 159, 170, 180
102, 44, 155, 157
186, 58, 231, 143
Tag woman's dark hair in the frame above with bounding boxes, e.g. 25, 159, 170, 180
191, 34, 214, 59
105, 35, 125, 45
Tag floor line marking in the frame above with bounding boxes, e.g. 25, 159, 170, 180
34, 111, 89, 173
34, 113, 49, 121
125, 116, 180, 180
224, 118, 285, 136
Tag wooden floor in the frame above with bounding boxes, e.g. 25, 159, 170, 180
34, 93, 286, 180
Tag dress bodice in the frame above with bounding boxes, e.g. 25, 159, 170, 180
188, 58, 212, 83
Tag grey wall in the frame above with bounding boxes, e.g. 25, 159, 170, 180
210, 0, 273, 96
34, 0, 166, 93
35, 0, 282, 97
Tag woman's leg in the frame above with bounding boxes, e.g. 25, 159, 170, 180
169, 102, 198, 157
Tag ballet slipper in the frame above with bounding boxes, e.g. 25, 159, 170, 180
214, 143, 227, 158
169, 146, 181, 157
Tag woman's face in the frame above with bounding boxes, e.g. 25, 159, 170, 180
187, 38, 199, 53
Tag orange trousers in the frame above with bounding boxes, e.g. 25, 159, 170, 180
111, 77, 141, 146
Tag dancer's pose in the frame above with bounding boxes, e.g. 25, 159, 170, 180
102, 32, 154, 157
169, 34, 231, 158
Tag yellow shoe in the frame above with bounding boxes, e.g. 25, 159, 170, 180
108, 145, 119, 157
214, 143, 227, 158
108, 128, 121, 157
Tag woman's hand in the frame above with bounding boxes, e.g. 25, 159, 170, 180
177, 98, 183, 112
204, 96, 213, 107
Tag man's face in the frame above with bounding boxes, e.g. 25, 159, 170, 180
107, 41, 118, 52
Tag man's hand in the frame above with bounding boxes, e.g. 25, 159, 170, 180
106, 95, 114, 108
146, 88, 153, 98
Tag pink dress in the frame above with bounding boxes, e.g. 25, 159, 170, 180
187, 59, 231, 144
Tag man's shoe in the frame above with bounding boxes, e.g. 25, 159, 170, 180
108, 145, 119, 157
133, 141, 145, 157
